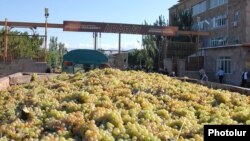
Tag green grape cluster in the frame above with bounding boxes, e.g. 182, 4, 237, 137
0, 68, 249, 140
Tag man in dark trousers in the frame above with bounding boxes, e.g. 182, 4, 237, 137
241, 70, 248, 87
216, 68, 224, 83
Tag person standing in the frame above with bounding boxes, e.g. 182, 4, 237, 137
216, 68, 224, 83
199, 68, 208, 81
199, 68, 204, 79
241, 70, 248, 87
170, 71, 176, 77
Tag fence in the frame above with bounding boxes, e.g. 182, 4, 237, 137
166, 41, 197, 59
185, 56, 204, 71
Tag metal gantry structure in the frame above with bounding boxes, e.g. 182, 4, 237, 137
0, 19, 209, 62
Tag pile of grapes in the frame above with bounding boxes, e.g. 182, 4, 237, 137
0, 69, 249, 141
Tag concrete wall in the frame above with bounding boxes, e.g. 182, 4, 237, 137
170, 45, 250, 86
0, 77, 9, 91
244, 0, 250, 43
110, 53, 128, 70
164, 58, 186, 77
163, 58, 173, 74
177, 59, 185, 77
177, 77, 250, 96
0, 72, 58, 91
184, 71, 200, 79
0, 58, 50, 77
203, 46, 250, 85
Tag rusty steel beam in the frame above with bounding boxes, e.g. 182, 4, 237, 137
177, 30, 209, 36
63, 21, 179, 36
0, 21, 209, 36
0, 21, 63, 28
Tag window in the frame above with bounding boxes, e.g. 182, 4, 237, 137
217, 56, 231, 73
232, 36, 240, 44
210, 0, 228, 9
234, 11, 240, 22
182, 8, 190, 15
211, 13, 227, 28
210, 37, 227, 46
192, 19, 211, 31
192, 1, 207, 16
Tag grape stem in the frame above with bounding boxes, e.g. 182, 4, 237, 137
177, 118, 186, 140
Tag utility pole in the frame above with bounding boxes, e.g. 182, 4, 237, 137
137, 40, 143, 68
118, 33, 121, 54
44, 8, 49, 61
93, 32, 98, 50
4, 18, 8, 62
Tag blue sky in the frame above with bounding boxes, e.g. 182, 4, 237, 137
0, 0, 178, 50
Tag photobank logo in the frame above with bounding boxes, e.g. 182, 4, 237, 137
204, 125, 250, 141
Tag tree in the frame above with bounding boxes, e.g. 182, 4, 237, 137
0, 28, 44, 60
153, 15, 167, 69
170, 9, 194, 42
47, 36, 67, 68
128, 49, 142, 68
58, 42, 67, 65
142, 33, 157, 70
140, 15, 167, 71
47, 37, 57, 67
0, 28, 67, 65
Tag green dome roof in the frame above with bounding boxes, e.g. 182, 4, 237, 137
63, 49, 108, 65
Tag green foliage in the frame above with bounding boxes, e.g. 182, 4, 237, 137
142, 15, 166, 70
171, 10, 193, 31
128, 16, 167, 71
0, 28, 44, 59
170, 9, 194, 42
47, 36, 67, 68
142, 33, 158, 70
128, 49, 143, 68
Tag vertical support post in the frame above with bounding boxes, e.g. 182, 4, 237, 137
93, 32, 97, 50
4, 18, 8, 62
45, 18, 48, 53
158, 40, 162, 69
93, 32, 95, 49
163, 36, 167, 61
197, 16, 200, 69
162, 36, 168, 70
44, 8, 49, 62
197, 32, 200, 69
99, 32, 101, 49
196, 36, 198, 69
118, 33, 121, 54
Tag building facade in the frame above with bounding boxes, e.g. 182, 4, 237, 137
169, 0, 250, 85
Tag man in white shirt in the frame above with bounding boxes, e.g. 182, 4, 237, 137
241, 70, 248, 87
216, 68, 224, 83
